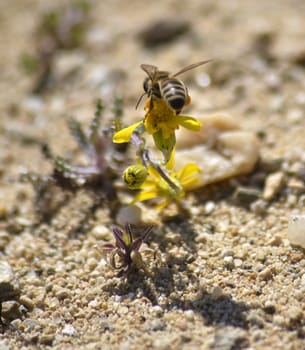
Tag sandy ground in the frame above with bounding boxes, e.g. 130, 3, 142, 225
1, 0, 305, 349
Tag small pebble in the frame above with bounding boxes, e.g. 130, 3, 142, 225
148, 319, 166, 331
252, 329, 265, 342
250, 199, 268, 214
15, 217, 32, 227
223, 256, 234, 268
152, 305, 163, 316
286, 306, 303, 321
116, 205, 142, 226
55, 288, 72, 300
39, 333, 55, 345
184, 309, 195, 321
212, 326, 248, 350
262, 172, 285, 200
153, 336, 173, 350
1, 301, 22, 321
221, 249, 234, 258
258, 267, 273, 281
195, 233, 208, 244
190, 205, 201, 216
247, 310, 265, 328
23, 318, 39, 332
62, 324, 76, 336
120, 340, 131, 350
19, 295, 35, 310
91, 225, 109, 240
86, 257, 98, 271
204, 201, 215, 214
211, 286, 223, 300
263, 302, 276, 314
288, 215, 305, 248
287, 178, 305, 192
233, 187, 261, 207
287, 193, 297, 206
117, 306, 129, 315
259, 157, 283, 173
0, 261, 21, 301
273, 315, 286, 327
11, 319, 22, 329
267, 235, 282, 247
233, 259, 243, 268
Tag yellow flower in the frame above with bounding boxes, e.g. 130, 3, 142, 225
132, 163, 202, 209
143, 98, 201, 139
112, 98, 201, 144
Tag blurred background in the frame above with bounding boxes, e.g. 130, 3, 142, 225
0, 0, 304, 195
1, 0, 304, 107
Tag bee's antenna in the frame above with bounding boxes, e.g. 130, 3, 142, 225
173, 59, 213, 77
135, 91, 147, 110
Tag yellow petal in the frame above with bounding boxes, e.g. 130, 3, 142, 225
133, 189, 159, 202
178, 163, 202, 188
178, 163, 201, 178
112, 121, 143, 143
145, 166, 161, 181
178, 115, 202, 131
165, 147, 176, 170
155, 199, 170, 210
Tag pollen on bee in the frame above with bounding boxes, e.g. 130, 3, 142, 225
145, 98, 152, 111
185, 95, 191, 106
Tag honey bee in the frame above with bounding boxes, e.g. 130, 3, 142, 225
136, 59, 212, 114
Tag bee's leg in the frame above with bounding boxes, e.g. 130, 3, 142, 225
145, 97, 153, 111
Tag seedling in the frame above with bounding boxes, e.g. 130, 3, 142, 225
103, 223, 153, 273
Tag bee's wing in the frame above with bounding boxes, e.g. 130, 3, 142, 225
172, 59, 213, 77
140, 64, 159, 79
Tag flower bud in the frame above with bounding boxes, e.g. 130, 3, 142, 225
153, 130, 176, 164
123, 165, 148, 189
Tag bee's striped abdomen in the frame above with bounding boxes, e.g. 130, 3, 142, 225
160, 78, 187, 114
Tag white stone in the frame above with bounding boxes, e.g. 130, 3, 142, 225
205, 201, 215, 214
288, 215, 305, 248
62, 324, 76, 336
116, 205, 142, 226
175, 113, 260, 189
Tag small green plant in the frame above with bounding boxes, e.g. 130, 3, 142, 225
103, 224, 153, 273
21, 98, 126, 220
